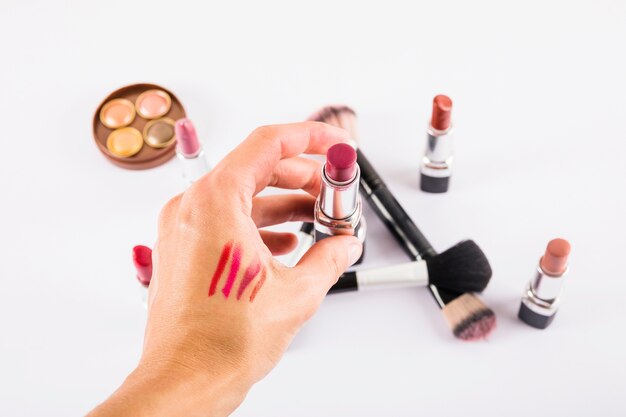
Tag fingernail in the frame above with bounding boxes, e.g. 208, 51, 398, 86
348, 241, 363, 265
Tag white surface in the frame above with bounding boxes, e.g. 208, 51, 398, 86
1, 1, 625, 416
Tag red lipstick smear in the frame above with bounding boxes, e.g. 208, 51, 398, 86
222, 244, 242, 298
237, 257, 261, 300
430, 95, 453, 131
133, 245, 153, 287
208, 242, 233, 297
249, 268, 267, 302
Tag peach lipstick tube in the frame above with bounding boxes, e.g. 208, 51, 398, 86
518, 238, 571, 329
420, 95, 454, 193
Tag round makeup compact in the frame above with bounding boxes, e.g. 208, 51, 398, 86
135, 89, 172, 119
106, 127, 144, 158
92, 83, 186, 170
99, 98, 136, 129
143, 118, 176, 149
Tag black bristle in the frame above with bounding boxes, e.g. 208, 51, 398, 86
426, 240, 492, 293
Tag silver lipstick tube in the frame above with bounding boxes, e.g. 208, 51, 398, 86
421, 125, 454, 177
519, 262, 568, 329
314, 165, 366, 249
420, 125, 454, 193
177, 148, 210, 186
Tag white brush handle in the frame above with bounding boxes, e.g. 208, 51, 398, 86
356, 260, 429, 290
285, 231, 314, 267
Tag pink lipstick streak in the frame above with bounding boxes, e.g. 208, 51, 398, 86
237, 258, 261, 300
313, 143, 366, 264
519, 238, 571, 329
420, 95, 454, 193
208, 242, 266, 302
221, 244, 242, 298
175, 118, 210, 184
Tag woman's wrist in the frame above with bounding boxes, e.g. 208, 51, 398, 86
87, 360, 249, 417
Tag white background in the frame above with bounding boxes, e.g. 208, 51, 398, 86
1, 1, 625, 416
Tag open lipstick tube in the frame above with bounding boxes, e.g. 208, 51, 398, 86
519, 238, 571, 329
420, 95, 454, 193
175, 118, 210, 184
314, 143, 366, 264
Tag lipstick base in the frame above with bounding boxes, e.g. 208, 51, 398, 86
518, 301, 556, 329
178, 149, 210, 185
314, 227, 366, 265
420, 173, 450, 193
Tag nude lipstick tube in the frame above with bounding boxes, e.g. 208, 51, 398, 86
420, 95, 454, 193
314, 143, 366, 264
175, 118, 210, 185
518, 238, 571, 329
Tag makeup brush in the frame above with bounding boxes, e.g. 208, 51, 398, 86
330, 240, 492, 294
286, 223, 315, 267
310, 105, 496, 341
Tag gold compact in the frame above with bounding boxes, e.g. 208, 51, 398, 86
143, 118, 176, 149
92, 83, 186, 170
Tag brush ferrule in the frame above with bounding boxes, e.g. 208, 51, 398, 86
356, 261, 428, 290
420, 126, 454, 178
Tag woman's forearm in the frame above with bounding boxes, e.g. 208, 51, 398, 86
87, 363, 248, 417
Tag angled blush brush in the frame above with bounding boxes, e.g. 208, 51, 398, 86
310, 105, 496, 341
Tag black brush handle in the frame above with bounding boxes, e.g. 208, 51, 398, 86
357, 149, 436, 260
356, 148, 462, 307
299, 222, 314, 234
328, 271, 358, 294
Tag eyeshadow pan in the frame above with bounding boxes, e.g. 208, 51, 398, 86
99, 98, 136, 129
135, 89, 172, 119
93, 83, 186, 170
143, 118, 176, 148
106, 127, 144, 158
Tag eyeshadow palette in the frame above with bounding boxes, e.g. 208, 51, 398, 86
92, 83, 186, 169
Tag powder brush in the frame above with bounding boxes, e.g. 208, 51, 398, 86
309, 105, 496, 341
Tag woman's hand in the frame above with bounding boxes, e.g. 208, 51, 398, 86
88, 122, 363, 417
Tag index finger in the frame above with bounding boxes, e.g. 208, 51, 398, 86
212, 121, 350, 198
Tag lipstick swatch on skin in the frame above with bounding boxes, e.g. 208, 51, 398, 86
221, 244, 243, 298
249, 268, 267, 302
208, 241, 233, 296
237, 257, 262, 300
208, 242, 266, 302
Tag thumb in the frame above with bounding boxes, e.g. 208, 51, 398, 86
294, 235, 363, 293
